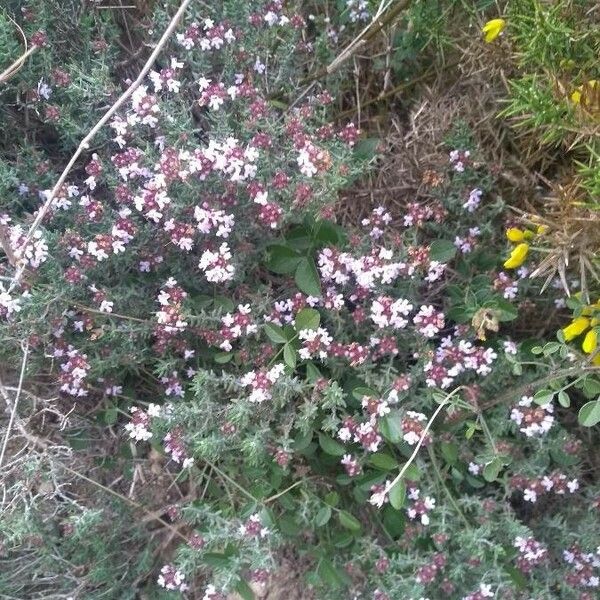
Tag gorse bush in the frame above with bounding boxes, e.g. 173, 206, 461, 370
1, 1, 600, 599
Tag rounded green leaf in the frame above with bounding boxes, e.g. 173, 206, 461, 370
388, 479, 406, 510
429, 239, 456, 263
337, 510, 361, 531
315, 505, 332, 527
214, 352, 233, 364
263, 323, 287, 344
318, 433, 346, 456
295, 307, 320, 331
266, 244, 302, 274
295, 258, 321, 297
368, 453, 398, 471
483, 457, 503, 482
283, 343, 297, 369
533, 389, 555, 405
578, 399, 600, 427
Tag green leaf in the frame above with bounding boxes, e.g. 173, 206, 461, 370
356, 471, 386, 492
494, 299, 519, 322
286, 226, 312, 250
314, 220, 344, 245
324, 491, 339, 506
102, 405, 118, 425
295, 258, 321, 297
266, 244, 302, 274
512, 362, 523, 376
368, 453, 398, 471
533, 389, 555, 405
292, 429, 313, 451
483, 457, 503, 482
550, 448, 579, 467
446, 305, 471, 324
351, 386, 377, 401
235, 580, 255, 600
213, 352, 233, 364
264, 323, 287, 344
353, 137, 380, 160
504, 565, 528, 589
440, 442, 458, 464
465, 421, 478, 439
382, 505, 405, 537
278, 514, 301, 536
582, 377, 600, 398
315, 505, 332, 527
318, 433, 346, 456
397, 462, 421, 480
578, 399, 600, 427
203, 552, 233, 568
337, 510, 361, 532
557, 390, 570, 408
388, 479, 406, 510
213, 296, 235, 313
331, 531, 354, 548
305, 361, 322, 382
283, 344, 297, 369
379, 412, 402, 443
294, 307, 320, 331
429, 239, 457, 263
317, 558, 346, 587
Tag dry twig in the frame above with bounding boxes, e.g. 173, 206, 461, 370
8, 0, 193, 290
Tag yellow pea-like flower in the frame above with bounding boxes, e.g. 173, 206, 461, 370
571, 80, 598, 104
503, 242, 529, 269
562, 317, 590, 341
482, 18, 506, 43
582, 329, 598, 354
506, 228, 525, 242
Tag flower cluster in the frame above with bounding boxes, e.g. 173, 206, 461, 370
513, 536, 547, 573
125, 404, 161, 441
240, 364, 285, 403
510, 472, 580, 503
563, 545, 600, 589
510, 395, 554, 437
157, 564, 188, 593
406, 486, 436, 526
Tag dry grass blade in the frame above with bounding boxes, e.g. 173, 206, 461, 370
0, 15, 37, 84
0, 343, 29, 468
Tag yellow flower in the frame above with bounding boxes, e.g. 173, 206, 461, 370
562, 316, 590, 341
571, 80, 598, 104
582, 329, 598, 354
506, 228, 525, 242
482, 18, 506, 43
503, 242, 529, 269
536, 224, 549, 235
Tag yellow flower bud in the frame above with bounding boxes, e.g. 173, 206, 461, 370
506, 228, 525, 242
582, 329, 598, 354
536, 225, 549, 235
482, 18, 506, 43
503, 243, 529, 269
562, 317, 590, 341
